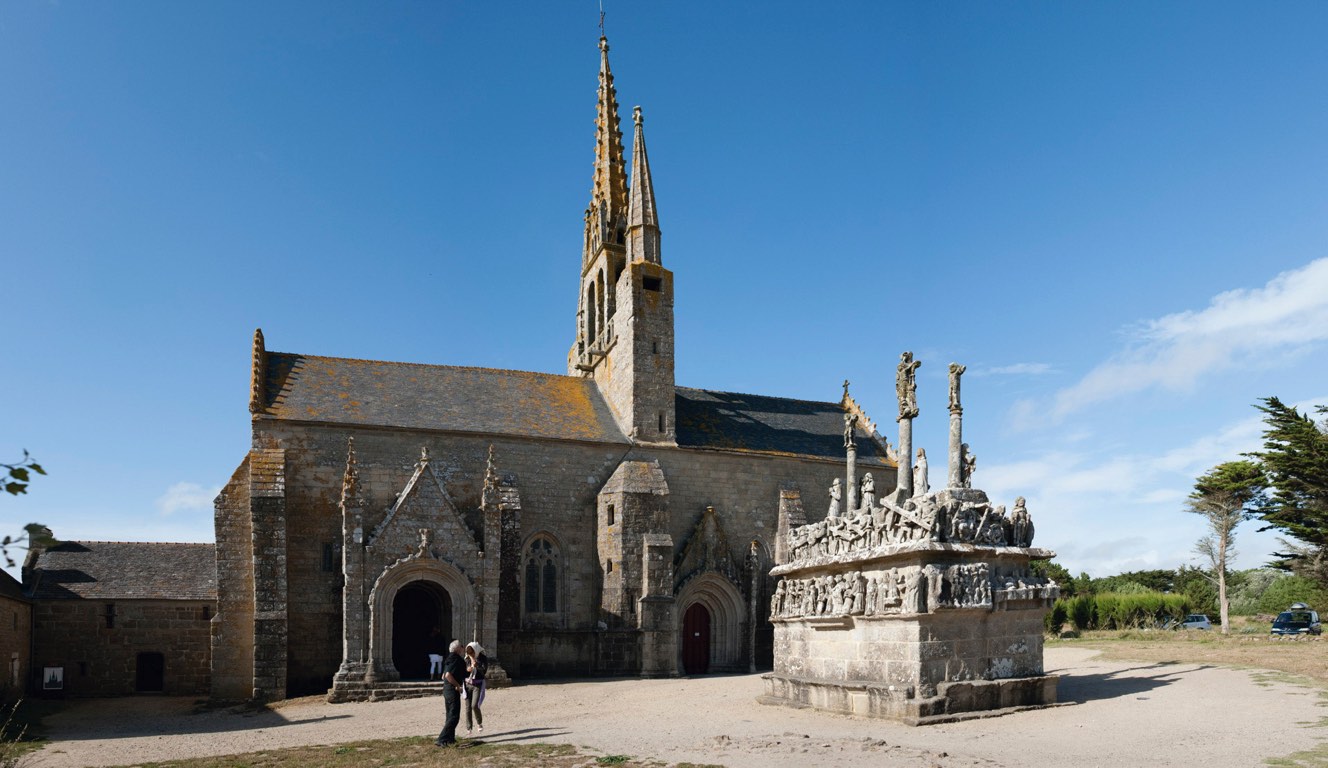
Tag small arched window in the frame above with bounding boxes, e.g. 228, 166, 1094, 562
524, 536, 560, 615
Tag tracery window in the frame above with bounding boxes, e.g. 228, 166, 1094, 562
524, 536, 560, 615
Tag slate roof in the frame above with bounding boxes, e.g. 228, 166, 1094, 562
26, 542, 217, 601
258, 352, 889, 462
261, 353, 630, 444
675, 387, 891, 461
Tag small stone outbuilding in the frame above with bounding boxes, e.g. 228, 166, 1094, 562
24, 542, 217, 697
0, 570, 32, 702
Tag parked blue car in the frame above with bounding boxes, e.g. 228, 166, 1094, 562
1270, 603, 1322, 636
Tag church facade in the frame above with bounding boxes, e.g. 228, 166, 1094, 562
212, 35, 895, 702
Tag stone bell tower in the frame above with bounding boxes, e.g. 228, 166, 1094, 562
569, 35, 676, 445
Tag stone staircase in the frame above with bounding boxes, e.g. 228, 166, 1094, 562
327, 665, 511, 703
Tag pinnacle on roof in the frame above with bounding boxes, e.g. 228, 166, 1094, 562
340, 437, 361, 508
249, 328, 266, 414
626, 105, 661, 264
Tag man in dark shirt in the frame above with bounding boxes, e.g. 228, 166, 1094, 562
435, 640, 466, 746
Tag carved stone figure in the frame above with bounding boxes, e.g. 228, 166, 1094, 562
896, 351, 921, 420
416, 528, 433, 557
952, 504, 976, 542
925, 565, 943, 612
960, 443, 976, 489
771, 580, 786, 618
859, 472, 876, 514
1011, 496, 1034, 547
828, 478, 842, 518
912, 448, 929, 496
948, 362, 966, 412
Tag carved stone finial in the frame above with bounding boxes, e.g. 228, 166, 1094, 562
896, 352, 921, 421
419, 446, 430, 464
417, 528, 433, 558
633, 105, 642, 125
482, 444, 500, 508
249, 328, 266, 415
842, 379, 851, 402
340, 436, 359, 507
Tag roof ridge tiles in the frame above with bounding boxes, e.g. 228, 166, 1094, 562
674, 385, 846, 409
268, 351, 580, 381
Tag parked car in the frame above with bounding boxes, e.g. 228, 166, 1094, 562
1270, 603, 1322, 636
1180, 614, 1212, 630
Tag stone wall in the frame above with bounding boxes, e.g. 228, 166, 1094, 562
216, 417, 895, 696
0, 595, 31, 702
212, 455, 255, 702
34, 599, 213, 697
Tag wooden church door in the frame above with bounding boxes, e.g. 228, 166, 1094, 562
682, 603, 711, 675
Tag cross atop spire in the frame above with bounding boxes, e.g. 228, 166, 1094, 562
585, 35, 629, 263
625, 105, 661, 264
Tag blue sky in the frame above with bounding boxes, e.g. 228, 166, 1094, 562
4, 1, 1327, 579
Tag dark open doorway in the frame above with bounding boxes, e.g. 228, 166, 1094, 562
135, 652, 164, 693
682, 603, 711, 675
392, 581, 451, 680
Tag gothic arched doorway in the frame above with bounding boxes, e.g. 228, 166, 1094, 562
682, 602, 711, 675
392, 581, 452, 680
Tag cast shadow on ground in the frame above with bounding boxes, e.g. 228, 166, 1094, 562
464, 727, 571, 744
42, 700, 356, 742
1054, 662, 1214, 704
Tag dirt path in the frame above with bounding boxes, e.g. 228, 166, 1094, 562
29, 648, 1327, 768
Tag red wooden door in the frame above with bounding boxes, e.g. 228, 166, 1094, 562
682, 603, 711, 675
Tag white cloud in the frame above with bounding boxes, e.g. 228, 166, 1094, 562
155, 482, 221, 517
1046, 257, 1328, 420
970, 362, 1057, 378
978, 406, 1292, 576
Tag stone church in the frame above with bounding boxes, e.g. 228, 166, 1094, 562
213, 35, 895, 702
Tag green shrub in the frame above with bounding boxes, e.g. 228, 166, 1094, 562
1058, 592, 1190, 631
1068, 594, 1095, 631
1045, 601, 1067, 635
1257, 575, 1328, 614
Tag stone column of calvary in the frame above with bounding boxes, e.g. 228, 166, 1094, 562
947, 363, 965, 489
844, 410, 859, 513
895, 351, 921, 500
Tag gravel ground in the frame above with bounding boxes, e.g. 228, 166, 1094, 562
29, 647, 1327, 768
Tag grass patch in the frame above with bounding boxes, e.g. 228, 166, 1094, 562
95, 738, 697, 768
1265, 740, 1328, 768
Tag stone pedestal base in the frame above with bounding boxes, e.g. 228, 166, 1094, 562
760, 671, 1058, 725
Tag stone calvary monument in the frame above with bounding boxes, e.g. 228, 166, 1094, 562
761, 356, 1059, 724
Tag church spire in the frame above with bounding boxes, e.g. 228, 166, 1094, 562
585, 35, 628, 264
625, 106, 661, 264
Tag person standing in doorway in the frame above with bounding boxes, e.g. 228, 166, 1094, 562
434, 640, 465, 747
427, 628, 446, 680
464, 641, 489, 735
